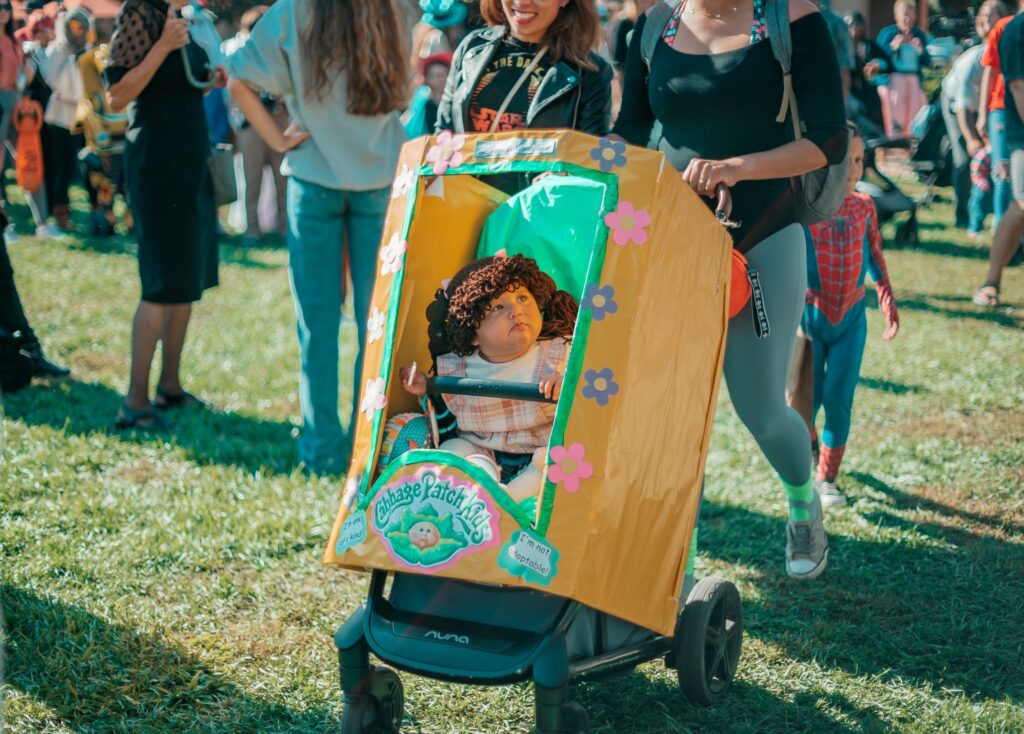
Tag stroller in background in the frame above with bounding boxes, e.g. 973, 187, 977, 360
853, 93, 952, 248
70, 45, 130, 237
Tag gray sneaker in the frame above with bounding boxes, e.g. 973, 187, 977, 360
786, 492, 829, 580
815, 479, 847, 508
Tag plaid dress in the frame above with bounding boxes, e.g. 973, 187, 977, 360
436, 337, 569, 454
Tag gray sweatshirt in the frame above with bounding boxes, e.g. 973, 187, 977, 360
225, 0, 407, 191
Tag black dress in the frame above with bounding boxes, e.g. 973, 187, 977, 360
104, 0, 217, 304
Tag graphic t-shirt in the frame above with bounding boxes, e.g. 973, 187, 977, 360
469, 37, 551, 132
982, 15, 1014, 112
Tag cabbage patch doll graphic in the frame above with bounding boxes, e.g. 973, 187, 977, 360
401, 254, 578, 502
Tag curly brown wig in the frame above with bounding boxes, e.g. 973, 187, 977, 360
426, 255, 578, 358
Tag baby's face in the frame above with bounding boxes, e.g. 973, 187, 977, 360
473, 285, 543, 363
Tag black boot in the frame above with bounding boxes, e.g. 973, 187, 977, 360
19, 341, 70, 379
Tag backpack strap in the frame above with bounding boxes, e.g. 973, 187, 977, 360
640, 0, 682, 69
764, 0, 802, 140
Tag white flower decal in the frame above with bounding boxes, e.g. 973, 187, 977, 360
367, 308, 386, 343
379, 233, 407, 276
359, 377, 388, 421
391, 165, 415, 199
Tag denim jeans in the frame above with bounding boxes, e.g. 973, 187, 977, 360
968, 184, 992, 234
286, 177, 389, 472
989, 110, 1011, 229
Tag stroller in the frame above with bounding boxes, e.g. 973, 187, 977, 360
327, 130, 742, 733
855, 94, 952, 248
70, 45, 131, 236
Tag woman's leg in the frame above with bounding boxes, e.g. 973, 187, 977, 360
286, 177, 347, 472
344, 186, 390, 450
156, 303, 193, 396
125, 300, 166, 410
990, 110, 1011, 229
723, 224, 827, 578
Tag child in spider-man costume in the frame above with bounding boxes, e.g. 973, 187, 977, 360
803, 125, 900, 508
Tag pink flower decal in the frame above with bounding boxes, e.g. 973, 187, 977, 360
603, 201, 651, 246
425, 131, 466, 175
547, 443, 594, 493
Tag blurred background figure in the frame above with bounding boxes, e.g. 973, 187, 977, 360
876, 0, 930, 138
846, 11, 888, 137
410, 0, 468, 89
939, 0, 1008, 230
42, 7, 94, 233
403, 50, 450, 137
226, 5, 286, 246
18, 10, 64, 238
0, 0, 34, 240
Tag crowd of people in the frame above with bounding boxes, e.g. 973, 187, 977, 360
1, 0, 1021, 583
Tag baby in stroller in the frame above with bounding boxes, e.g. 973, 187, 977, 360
399, 254, 578, 503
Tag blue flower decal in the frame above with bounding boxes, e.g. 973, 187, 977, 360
589, 136, 628, 173
581, 368, 620, 407
581, 283, 618, 321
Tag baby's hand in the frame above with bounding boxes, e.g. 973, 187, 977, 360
399, 365, 428, 397
539, 373, 563, 400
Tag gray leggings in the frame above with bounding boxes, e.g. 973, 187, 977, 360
723, 223, 812, 487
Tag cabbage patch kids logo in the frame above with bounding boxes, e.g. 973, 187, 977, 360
371, 466, 501, 571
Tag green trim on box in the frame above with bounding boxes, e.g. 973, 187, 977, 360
535, 175, 618, 536
360, 183, 422, 497
367, 448, 534, 529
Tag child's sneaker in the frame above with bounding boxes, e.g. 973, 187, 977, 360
786, 493, 828, 580
814, 479, 847, 508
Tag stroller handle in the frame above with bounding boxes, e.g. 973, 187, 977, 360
427, 376, 557, 403
714, 184, 740, 229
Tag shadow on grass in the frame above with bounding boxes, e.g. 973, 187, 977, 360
898, 293, 1021, 327
698, 499, 1024, 705
849, 471, 1024, 543
3, 379, 300, 476
1, 586, 335, 733
573, 675, 892, 733
857, 377, 926, 395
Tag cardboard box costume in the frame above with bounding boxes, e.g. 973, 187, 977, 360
324, 130, 732, 636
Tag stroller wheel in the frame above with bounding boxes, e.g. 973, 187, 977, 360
674, 577, 743, 705
562, 701, 591, 734
340, 667, 404, 734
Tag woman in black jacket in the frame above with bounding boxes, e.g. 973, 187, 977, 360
436, 0, 612, 136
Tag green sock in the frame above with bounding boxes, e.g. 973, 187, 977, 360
685, 526, 698, 576
782, 476, 816, 521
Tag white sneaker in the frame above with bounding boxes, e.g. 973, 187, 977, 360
815, 479, 847, 508
35, 223, 66, 238
4, 223, 19, 242
786, 492, 829, 580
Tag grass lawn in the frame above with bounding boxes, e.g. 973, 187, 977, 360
1, 177, 1023, 734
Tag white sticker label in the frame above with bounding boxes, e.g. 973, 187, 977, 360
335, 512, 367, 555
475, 139, 559, 159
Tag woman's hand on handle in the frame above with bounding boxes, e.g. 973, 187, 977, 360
155, 6, 189, 55
682, 157, 745, 198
